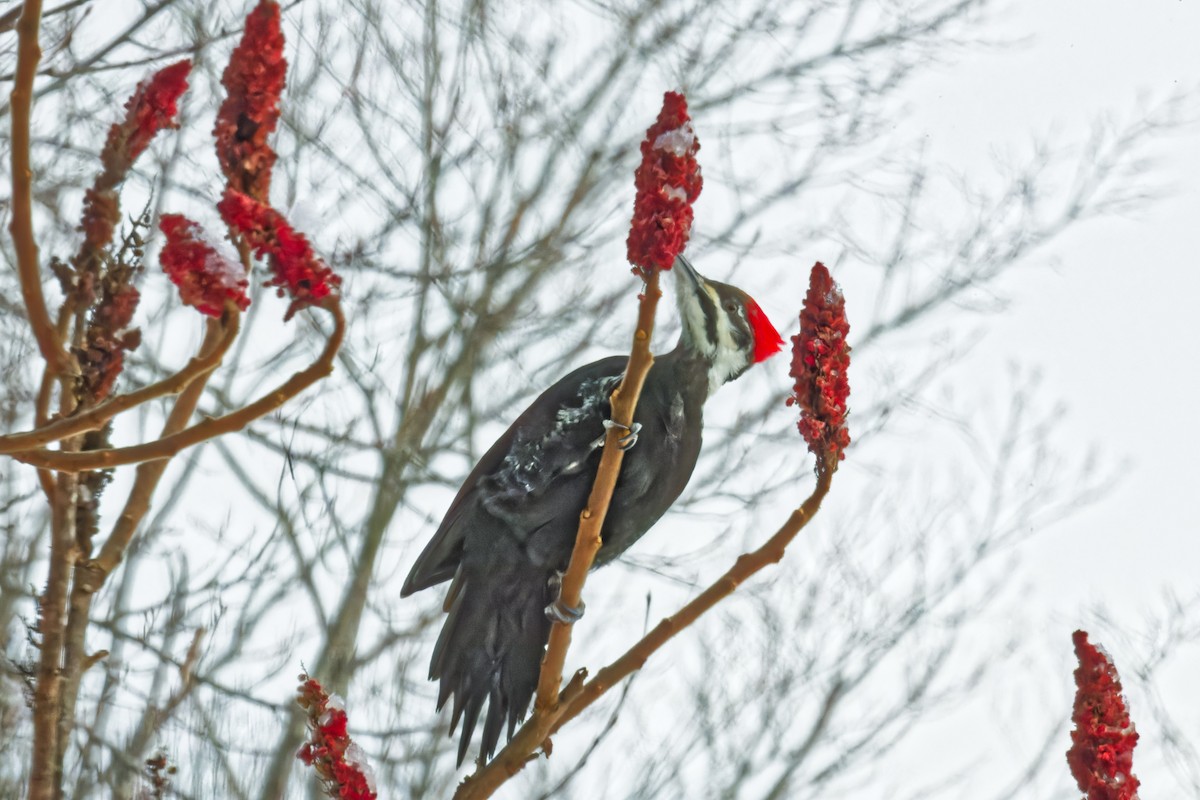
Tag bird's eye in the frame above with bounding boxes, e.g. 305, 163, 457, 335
724, 301, 737, 313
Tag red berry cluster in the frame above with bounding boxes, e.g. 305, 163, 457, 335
207, 0, 340, 321
218, 189, 341, 320
75, 60, 191, 400
108, 59, 192, 168
159, 215, 251, 317
79, 281, 141, 402
82, 59, 191, 249
787, 262, 851, 466
626, 91, 703, 278
296, 675, 378, 800
1067, 631, 1140, 800
214, 0, 286, 201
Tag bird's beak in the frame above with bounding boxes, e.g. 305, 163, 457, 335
674, 254, 706, 294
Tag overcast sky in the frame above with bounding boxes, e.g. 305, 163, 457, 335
15, 2, 1196, 796
890, 1, 1199, 793
555, 3, 1200, 793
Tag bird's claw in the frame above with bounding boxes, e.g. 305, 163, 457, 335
601, 419, 642, 451
545, 570, 586, 624
545, 597, 586, 624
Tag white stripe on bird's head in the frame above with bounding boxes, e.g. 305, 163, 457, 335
704, 283, 750, 394
676, 276, 717, 357
675, 277, 751, 394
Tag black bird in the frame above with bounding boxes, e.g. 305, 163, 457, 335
401, 256, 785, 765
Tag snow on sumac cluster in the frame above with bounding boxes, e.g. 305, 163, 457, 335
296, 675, 378, 800
217, 189, 342, 320
159, 215, 251, 317
626, 91, 703, 277
145, 0, 341, 321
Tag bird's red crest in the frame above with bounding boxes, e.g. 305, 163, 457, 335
745, 298, 785, 363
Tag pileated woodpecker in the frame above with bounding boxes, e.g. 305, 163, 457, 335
401, 256, 784, 765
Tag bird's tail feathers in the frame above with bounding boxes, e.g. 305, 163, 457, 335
431, 568, 551, 766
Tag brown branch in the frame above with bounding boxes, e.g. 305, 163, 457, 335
31, 303, 75, 505
14, 1, 76, 793
555, 463, 833, 727
11, 303, 346, 473
454, 270, 664, 800
55, 317, 230, 786
535, 269, 663, 711
0, 310, 241, 454
33, 364, 57, 501
29, 419, 85, 797
459, 458, 836, 799
8, 0, 71, 377
28, 477, 75, 800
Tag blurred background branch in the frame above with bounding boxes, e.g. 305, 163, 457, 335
2, 0, 1197, 797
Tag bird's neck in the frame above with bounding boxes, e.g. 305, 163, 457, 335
660, 341, 722, 404
670, 334, 749, 398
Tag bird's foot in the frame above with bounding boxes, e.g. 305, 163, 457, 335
599, 419, 641, 451
546, 598, 586, 624
545, 571, 587, 624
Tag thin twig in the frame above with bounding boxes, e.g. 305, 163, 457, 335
0, 311, 240, 454
12, 303, 346, 473
0, 0, 88, 34
55, 317, 231, 782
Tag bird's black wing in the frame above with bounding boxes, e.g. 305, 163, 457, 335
400, 356, 627, 597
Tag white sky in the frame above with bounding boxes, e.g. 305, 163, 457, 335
911, 4, 1200, 623
561, 3, 1200, 789
15, 2, 1196, 796
892, 1, 1200, 794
